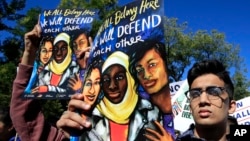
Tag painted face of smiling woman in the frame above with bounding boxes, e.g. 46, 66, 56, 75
82, 68, 101, 106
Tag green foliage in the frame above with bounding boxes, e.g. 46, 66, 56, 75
39, 100, 66, 125
0, 94, 11, 107
164, 17, 193, 82
164, 17, 250, 100
0, 62, 16, 107
0, 0, 26, 31
232, 57, 250, 100
12, 7, 42, 39
0, 37, 22, 64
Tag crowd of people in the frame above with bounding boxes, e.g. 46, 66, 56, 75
2, 18, 240, 141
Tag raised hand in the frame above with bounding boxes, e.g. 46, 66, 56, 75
68, 73, 83, 92
22, 19, 42, 66
145, 120, 174, 141
56, 93, 92, 138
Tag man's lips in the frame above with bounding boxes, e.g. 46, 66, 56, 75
198, 109, 212, 117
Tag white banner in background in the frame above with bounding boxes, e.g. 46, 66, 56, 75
169, 80, 185, 97
171, 79, 194, 133
231, 96, 250, 125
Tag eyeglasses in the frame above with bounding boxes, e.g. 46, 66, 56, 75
185, 86, 226, 101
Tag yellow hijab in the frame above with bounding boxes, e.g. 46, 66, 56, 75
96, 51, 138, 124
49, 32, 72, 75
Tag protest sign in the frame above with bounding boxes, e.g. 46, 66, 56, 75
23, 8, 98, 99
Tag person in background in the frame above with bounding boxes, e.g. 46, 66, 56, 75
0, 106, 20, 141
10, 24, 69, 140
176, 59, 236, 141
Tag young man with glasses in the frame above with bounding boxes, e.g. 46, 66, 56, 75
176, 59, 236, 141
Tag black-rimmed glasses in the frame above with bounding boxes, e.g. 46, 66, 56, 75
185, 86, 226, 101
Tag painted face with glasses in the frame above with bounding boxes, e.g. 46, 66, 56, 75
186, 73, 235, 126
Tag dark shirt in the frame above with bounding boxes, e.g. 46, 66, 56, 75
176, 124, 230, 141
176, 124, 205, 141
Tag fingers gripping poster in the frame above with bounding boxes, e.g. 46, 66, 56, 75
22, 8, 98, 99
81, 0, 175, 140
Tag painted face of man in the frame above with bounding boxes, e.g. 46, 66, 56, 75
102, 64, 128, 104
73, 33, 88, 57
135, 48, 168, 94
40, 41, 53, 65
53, 41, 68, 63
189, 74, 236, 127
82, 68, 101, 106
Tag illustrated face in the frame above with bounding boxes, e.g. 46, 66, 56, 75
189, 74, 236, 127
53, 41, 68, 63
40, 41, 53, 64
102, 65, 127, 104
135, 48, 168, 94
82, 68, 101, 106
73, 33, 88, 54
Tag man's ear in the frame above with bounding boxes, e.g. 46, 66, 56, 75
228, 99, 236, 114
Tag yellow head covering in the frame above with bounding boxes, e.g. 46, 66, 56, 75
96, 51, 138, 124
49, 32, 72, 75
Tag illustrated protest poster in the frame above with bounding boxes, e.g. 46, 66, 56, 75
22, 8, 98, 99
78, 0, 176, 140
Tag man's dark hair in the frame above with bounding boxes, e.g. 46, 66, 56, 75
129, 40, 168, 93
187, 59, 234, 100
